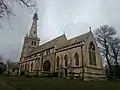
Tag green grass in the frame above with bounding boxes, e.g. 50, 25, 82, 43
1, 76, 120, 90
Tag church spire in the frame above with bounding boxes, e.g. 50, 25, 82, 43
29, 11, 38, 37
25, 33, 28, 37
33, 10, 38, 20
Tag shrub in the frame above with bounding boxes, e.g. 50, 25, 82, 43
41, 72, 58, 78
54, 72, 58, 77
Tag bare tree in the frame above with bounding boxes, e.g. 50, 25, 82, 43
0, 0, 36, 20
109, 38, 120, 77
94, 25, 116, 78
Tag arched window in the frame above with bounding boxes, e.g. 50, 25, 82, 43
34, 31, 35, 33
20, 64, 24, 71
56, 56, 60, 67
27, 63, 29, 72
31, 41, 34, 45
34, 41, 36, 46
64, 55, 68, 67
25, 63, 27, 71
37, 58, 40, 69
89, 42, 96, 65
31, 62, 33, 71
75, 52, 79, 66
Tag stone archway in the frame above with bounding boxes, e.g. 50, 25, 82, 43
43, 60, 51, 71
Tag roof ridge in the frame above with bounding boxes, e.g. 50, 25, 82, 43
39, 34, 66, 47
68, 31, 89, 41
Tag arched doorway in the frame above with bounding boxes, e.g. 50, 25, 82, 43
43, 60, 51, 71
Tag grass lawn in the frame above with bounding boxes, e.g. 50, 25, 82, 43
1, 76, 120, 90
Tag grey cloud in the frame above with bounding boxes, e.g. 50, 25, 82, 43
0, 0, 120, 62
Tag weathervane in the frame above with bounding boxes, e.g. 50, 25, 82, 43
62, 30, 66, 35
36, 8, 38, 13
89, 27, 91, 31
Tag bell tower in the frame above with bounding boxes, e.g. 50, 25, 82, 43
20, 11, 40, 59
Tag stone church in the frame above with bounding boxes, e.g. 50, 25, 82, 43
19, 12, 104, 80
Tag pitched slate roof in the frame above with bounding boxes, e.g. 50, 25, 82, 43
68, 32, 90, 45
55, 31, 90, 49
29, 31, 91, 54
30, 34, 67, 54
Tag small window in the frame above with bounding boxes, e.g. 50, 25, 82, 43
34, 54, 37, 57
46, 50, 50, 55
34, 31, 35, 33
31, 41, 34, 45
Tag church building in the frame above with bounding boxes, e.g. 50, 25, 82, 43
19, 12, 104, 80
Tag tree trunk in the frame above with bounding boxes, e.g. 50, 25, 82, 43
106, 54, 113, 78
105, 42, 113, 78
115, 57, 119, 78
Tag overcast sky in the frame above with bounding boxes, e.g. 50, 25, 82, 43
0, 0, 120, 62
